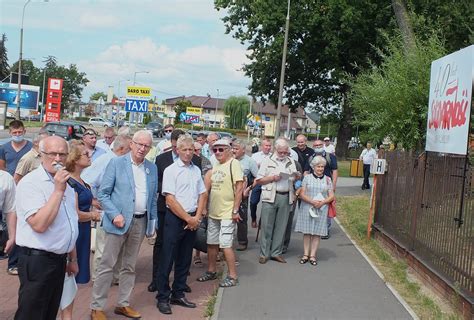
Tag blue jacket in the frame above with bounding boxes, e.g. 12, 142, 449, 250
98, 153, 158, 235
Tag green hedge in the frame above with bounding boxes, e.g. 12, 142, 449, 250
74, 117, 90, 122
176, 123, 247, 135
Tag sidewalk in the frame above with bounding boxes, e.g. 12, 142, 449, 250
215, 179, 413, 320
0, 239, 219, 319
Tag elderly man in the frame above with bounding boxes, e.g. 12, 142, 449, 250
156, 134, 207, 314
232, 139, 258, 251
149, 129, 202, 293
81, 134, 131, 282
360, 142, 377, 190
249, 138, 272, 228
257, 138, 299, 264
197, 139, 243, 288
0, 170, 16, 258
96, 127, 116, 153
91, 130, 158, 320
201, 132, 218, 160
82, 128, 107, 162
323, 137, 335, 154
15, 136, 79, 320
14, 132, 49, 183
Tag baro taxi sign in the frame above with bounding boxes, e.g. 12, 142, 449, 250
126, 86, 151, 98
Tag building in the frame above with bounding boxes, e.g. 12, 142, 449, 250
163, 95, 318, 137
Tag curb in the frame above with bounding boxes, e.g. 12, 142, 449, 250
210, 284, 224, 320
335, 217, 419, 320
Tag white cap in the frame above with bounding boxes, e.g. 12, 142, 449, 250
213, 139, 231, 147
324, 137, 330, 141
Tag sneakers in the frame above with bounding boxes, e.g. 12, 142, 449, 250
7, 267, 18, 275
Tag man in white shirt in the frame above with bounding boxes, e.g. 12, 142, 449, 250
323, 137, 336, 154
249, 138, 272, 228
96, 127, 116, 153
156, 134, 207, 315
359, 142, 377, 189
15, 136, 79, 320
0, 171, 16, 257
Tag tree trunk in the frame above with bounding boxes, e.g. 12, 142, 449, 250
391, 0, 416, 51
335, 89, 353, 160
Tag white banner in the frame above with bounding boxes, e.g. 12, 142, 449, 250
425, 45, 473, 155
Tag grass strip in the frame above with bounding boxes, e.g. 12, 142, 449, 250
337, 195, 460, 320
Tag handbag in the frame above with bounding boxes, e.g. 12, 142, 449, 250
194, 217, 208, 253
328, 199, 337, 218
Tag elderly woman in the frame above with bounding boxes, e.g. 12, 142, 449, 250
295, 155, 335, 266
61, 140, 101, 319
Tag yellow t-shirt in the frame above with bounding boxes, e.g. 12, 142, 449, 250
209, 159, 243, 220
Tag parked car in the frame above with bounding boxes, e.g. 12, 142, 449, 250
88, 117, 114, 127
146, 121, 164, 138
217, 131, 234, 140
20, 114, 41, 121
41, 121, 86, 140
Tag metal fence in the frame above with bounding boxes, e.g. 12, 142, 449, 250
374, 151, 473, 296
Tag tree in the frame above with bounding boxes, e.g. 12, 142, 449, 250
90, 92, 107, 101
350, 35, 446, 150
174, 99, 192, 124
223, 96, 249, 129
0, 34, 9, 81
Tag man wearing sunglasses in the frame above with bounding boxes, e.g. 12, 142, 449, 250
96, 127, 116, 153
82, 129, 107, 162
197, 139, 243, 288
156, 124, 175, 156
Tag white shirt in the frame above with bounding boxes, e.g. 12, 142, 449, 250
274, 157, 291, 192
15, 165, 78, 254
210, 154, 217, 167
289, 148, 298, 161
324, 144, 335, 154
96, 139, 113, 153
0, 171, 15, 214
162, 158, 206, 213
131, 159, 147, 214
252, 151, 271, 168
360, 148, 377, 165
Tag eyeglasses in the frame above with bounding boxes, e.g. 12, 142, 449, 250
212, 147, 228, 153
164, 129, 173, 133
41, 151, 68, 158
132, 140, 151, 150
84, 132, 97, 137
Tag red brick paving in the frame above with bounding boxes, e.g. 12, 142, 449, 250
0, 241, 220, 319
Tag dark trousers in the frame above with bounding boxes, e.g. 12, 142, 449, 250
250, 185, 262, 222
15, 248, 67, 320
363, 164, 371, 189
237, 197, 249, 245
283, 202, 297, 251
8, 245, 19, 269
157, 210, 196, 303
151, 210, 166, 286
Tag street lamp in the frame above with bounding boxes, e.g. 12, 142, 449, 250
16, 0, 48, 120
274, 0, 291, 138
132, 71, 149, 126
116, 79, 130, 127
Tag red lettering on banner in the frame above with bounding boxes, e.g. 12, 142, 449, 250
428, 81, 469, 130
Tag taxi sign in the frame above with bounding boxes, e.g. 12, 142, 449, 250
186, 107, 202, 116
126, 86, 151, 98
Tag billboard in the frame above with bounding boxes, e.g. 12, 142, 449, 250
425, 45, 473, 155
0, 82, 40, 111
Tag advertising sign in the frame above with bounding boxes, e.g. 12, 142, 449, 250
425, 45, 473, 155
45, 78, 63, 123
126, 86, 151, 98
186, 107, 202, 116
125, 99, 149, 112
0, 83, 39, 111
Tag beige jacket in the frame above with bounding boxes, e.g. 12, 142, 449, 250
257, 155, 298, 204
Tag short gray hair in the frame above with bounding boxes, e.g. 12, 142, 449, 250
232, 139, 247, 148
112, 134, 131, 150
274, 137, 289, 150
133, 129, 153, 141
117, 126, 130, 136
177, 134, 194, 149
310, 155, 327, 168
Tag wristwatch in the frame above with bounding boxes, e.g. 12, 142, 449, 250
233, 210, 239, 214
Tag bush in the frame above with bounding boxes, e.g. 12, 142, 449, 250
74, 116, 90, 122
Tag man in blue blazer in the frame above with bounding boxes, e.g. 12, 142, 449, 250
91, 130, 158, 320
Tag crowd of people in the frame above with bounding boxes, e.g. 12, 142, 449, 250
0, 119, 349, 320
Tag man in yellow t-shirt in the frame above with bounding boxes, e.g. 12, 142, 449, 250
197, 139, 243, 288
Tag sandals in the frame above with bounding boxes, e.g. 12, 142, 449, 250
299, 255, 309, 264
193, 256, 203, 267
219, 275, 238, 287
197, 271, 217, 282
309, 256, 318, 266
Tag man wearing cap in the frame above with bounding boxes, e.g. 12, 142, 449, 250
82, 129, 107, 162
197, 139, 243, 288
323, 137, 335, 154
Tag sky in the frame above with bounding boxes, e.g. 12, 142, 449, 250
0, 0, 251, 102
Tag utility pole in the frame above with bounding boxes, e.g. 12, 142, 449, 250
214, 89, 219, 128
274, 0, 291, 138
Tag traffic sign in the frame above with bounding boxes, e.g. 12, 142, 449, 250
125, 99, 149, 112
371, 159, 387, 175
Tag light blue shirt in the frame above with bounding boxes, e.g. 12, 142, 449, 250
162, 158, 206, 213
82, 151, 117, 197
91, 146, 107, 162
237, 154, 258, 178
201, 143, 211, 159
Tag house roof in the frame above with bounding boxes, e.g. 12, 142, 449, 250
165, 95, 307, 119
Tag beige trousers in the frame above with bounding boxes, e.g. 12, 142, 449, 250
91, 223, 122, 282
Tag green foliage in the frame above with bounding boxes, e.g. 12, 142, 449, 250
223, 96, 249, 129
174, 99, 192, 124
350, 34, 446, 150
0, 34, 9, 81
90, 92, 107, 101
